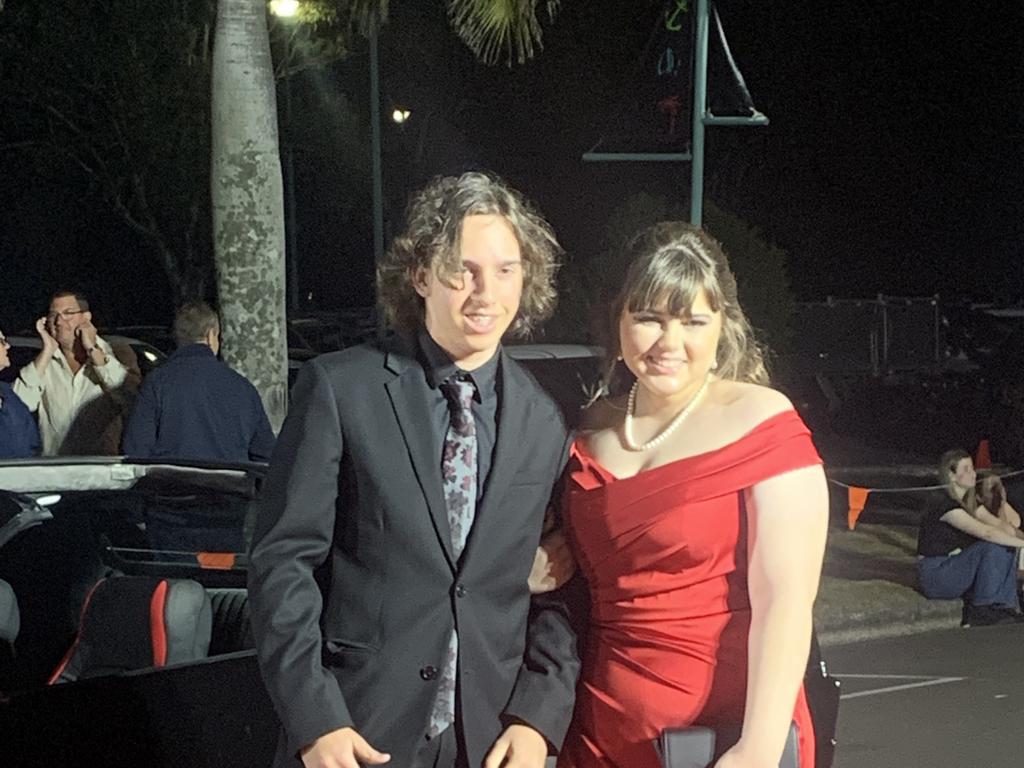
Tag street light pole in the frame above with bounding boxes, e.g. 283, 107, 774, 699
270, 0, 302, 311
370, 13, 384, 265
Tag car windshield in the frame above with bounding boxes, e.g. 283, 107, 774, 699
0, 461, 260, 569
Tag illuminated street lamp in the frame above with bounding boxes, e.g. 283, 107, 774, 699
391, 107, 411, 125
269, 0, 299, 18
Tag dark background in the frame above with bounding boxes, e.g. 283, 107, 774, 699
2, 0, 1022, 330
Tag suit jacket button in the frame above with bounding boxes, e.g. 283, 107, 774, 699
455, 584, 467, 598
420, 665, 438, 681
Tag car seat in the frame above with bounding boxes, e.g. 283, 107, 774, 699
0, 578, 18, 648
49, 575, 211, 684
0, 578, 19, 693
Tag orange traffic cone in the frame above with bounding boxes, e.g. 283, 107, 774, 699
975, 439, 992, 470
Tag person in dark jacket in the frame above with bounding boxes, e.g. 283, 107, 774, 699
123, 302, 275, 552
0, 329, 41, 458
249, 172, 580, 768
123, 301, 275, 463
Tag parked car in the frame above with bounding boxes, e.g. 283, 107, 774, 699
0, 459, 260, 686
0, 457, 274, 767
290, 309, 379, 353
284, 338, 605, 411
101, 325, 177, 355
507, 343, 603, 430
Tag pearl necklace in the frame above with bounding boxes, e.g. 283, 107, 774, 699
623, 373, 711, 452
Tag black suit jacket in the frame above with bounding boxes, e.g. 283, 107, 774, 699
248, 335, 580, 767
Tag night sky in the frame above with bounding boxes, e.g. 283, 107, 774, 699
2, 0, 1022, 332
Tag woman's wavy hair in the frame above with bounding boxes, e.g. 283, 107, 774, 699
376, 172, 562, 337
600, 221, 768, 396
938, 448, 976, 510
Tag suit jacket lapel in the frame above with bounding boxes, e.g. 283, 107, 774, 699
464, 350, 534, 558
383, 338, 455, 570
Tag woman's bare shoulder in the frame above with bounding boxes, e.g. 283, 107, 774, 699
711, 379, 795, 431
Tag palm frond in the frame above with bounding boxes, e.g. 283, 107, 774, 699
447, 0, 560, 66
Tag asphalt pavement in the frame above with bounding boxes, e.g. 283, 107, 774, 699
826, 625, 1024, 767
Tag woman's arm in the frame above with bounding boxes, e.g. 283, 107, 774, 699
972, 505, 1019, 539
1000, 501, 1022, 530
941, 507, 1024, 548
716, 464, 829, 768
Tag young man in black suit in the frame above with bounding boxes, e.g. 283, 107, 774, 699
249, 172, 580, 768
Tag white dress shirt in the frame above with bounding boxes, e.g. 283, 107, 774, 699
13, 337, 128, 455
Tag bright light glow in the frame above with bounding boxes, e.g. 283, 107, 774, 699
269, 0, 299, 18
35, 494, 62, 507
391, 108, 411, 125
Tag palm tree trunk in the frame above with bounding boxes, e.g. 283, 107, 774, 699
211, 0, 288, 432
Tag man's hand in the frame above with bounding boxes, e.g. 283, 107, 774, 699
483, 723, 548, 768
35, 316, 58, 355
299, 727, 390, 768
75, 318, 99, 351
528, 526, 576, 594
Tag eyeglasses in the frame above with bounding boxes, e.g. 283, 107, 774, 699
47, 310, 86, 322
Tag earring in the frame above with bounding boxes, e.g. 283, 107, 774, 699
711, 359, 719, 370
616, 354, 623, 361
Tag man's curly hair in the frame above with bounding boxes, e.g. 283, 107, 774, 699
376, 172, 562, 337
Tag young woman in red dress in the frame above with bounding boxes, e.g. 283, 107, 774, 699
555, 222, 829, 768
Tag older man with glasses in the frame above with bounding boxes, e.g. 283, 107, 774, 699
13, 290, 129, 455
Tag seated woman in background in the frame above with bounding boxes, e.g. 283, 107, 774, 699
975, 474, 1023, 539
917, 449, 1024, 626
975, 473, 1024, 579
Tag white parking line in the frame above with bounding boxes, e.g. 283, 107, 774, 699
839, 676, 966, 700
834, 673, 949, 680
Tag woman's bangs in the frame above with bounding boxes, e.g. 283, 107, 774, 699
625, 256, 720, 316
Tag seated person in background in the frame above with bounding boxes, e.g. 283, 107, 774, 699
0, 329, 40, 458
917, 449, 1024, 626
975, 474, 1023, 537
975, 473, 1024, 574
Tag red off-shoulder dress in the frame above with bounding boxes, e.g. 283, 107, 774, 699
559, 410, 821, 768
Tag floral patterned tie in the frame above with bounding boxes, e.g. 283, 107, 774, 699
427, 377, 477, 737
